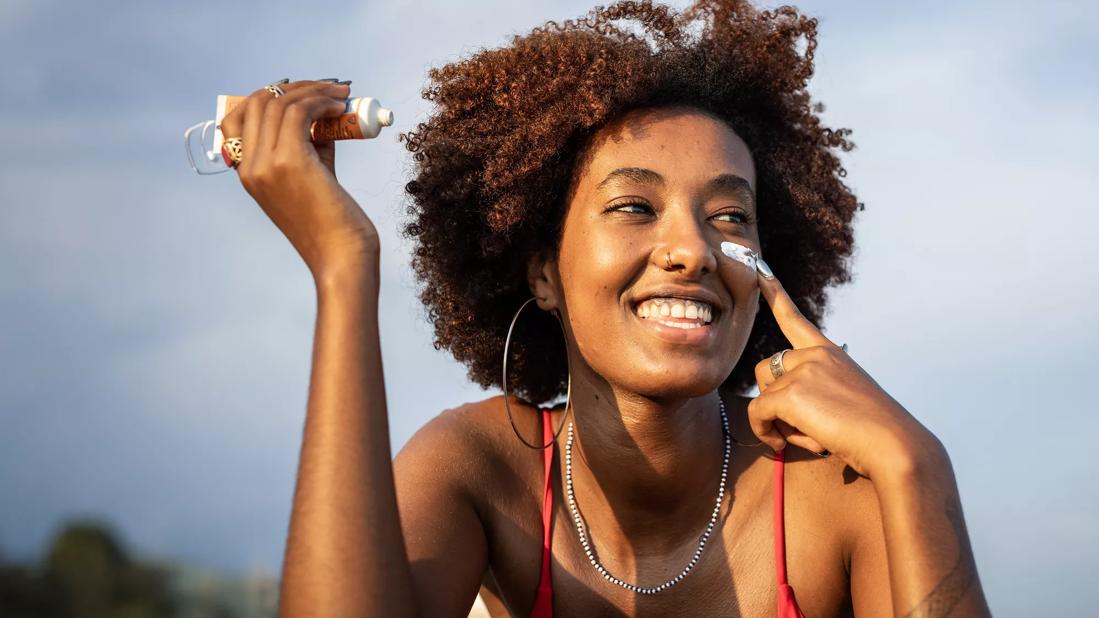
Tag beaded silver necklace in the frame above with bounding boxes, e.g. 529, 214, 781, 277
563, 399, 731, 594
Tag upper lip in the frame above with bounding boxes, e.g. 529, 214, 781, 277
632, 286, 725, 314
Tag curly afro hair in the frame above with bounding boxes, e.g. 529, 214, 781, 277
400, 0, 862, 405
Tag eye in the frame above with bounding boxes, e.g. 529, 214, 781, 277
605, 200, 654, 215
712, 208, 756, 226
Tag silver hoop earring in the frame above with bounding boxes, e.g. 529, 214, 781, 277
502, 296, 572, 449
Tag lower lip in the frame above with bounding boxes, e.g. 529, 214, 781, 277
632, 310, 718, 345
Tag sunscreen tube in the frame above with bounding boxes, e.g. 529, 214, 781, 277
211, 96, 394, 152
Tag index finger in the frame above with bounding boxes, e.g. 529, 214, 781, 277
755, 257, 835, 349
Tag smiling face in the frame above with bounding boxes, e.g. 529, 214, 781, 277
529, 105, 763, 400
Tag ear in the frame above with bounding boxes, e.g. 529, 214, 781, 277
526, 249, 561, 313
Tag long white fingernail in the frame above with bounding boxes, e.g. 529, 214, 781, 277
756, 257, 774, 279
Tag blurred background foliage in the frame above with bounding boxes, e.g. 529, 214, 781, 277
0, 520, 276, 618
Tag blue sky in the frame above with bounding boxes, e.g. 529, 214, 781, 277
0, 0, 1096, 614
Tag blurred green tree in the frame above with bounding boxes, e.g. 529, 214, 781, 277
0, 519, 175, 618
0, 519, 277, 617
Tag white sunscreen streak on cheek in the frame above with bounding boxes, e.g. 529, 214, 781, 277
720, 241, 758, 272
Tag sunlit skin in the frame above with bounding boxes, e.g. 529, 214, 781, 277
218, 80, 989, 616
504, 106, 874, 616
504, 105, 986, 616
527, 105, 766, 551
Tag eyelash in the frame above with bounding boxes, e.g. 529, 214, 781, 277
607, 200, 757, 225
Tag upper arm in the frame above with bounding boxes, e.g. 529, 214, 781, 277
848, 474, 895, 617
394, 407, 490, 618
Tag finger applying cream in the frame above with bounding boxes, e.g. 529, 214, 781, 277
720, 241, 774, 280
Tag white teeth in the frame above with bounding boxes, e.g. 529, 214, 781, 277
635, 297, 715, 324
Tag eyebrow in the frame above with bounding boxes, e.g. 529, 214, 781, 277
595, 167, 756, 209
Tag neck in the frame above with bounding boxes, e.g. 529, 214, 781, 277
561, 369, 742, 555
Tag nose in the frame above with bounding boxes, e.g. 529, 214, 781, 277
655, 210, 717, 277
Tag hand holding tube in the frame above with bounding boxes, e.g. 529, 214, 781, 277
218, 81, 418, 614
216, 79, 382, 277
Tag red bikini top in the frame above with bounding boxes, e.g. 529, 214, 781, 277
529, 408, 805, 617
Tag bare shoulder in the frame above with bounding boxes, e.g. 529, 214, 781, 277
724, 389, 879, 551
394, 394, 545, 500
783, 442, 882, 571
391, 395, 548, 615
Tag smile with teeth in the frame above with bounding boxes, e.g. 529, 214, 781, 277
635, 297, 714, 329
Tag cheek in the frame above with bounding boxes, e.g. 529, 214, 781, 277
719, 255, 762, 340
719, 254, 759, 299
561, 227, 642, 303
556, 231, 646, 362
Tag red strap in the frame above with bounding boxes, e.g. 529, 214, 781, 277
530, 408, 555, 618
773, 447, 789, 585
533, 418, 800, 617
773, 447, 806, 617
777, 583, 806, 618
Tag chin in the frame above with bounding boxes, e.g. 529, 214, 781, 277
616, 369, 727, 401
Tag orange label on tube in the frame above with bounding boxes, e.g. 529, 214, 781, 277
311, 112, 365, 141
216, 95, 364, 144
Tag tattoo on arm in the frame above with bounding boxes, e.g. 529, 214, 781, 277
902, 495, 978, 618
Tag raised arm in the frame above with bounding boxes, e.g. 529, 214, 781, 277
873, 437, 990, 616
743, 262, 990, 616
295, 236, 488, 617
281, 251, 418, 615
216, 79, 483, 617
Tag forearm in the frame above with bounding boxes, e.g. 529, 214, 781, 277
279, 250, 416, 617
876, 433, 990, 617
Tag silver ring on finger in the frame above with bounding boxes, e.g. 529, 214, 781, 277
264, 82, 286, 98
769, 349, 790, 379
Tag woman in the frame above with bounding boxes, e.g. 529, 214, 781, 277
217, 0, 990, 615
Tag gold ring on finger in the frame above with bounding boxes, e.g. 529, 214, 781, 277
769, 349, 790, 379
222, 136, 243, 168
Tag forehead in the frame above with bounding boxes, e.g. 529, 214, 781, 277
576, 106, 757, 192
